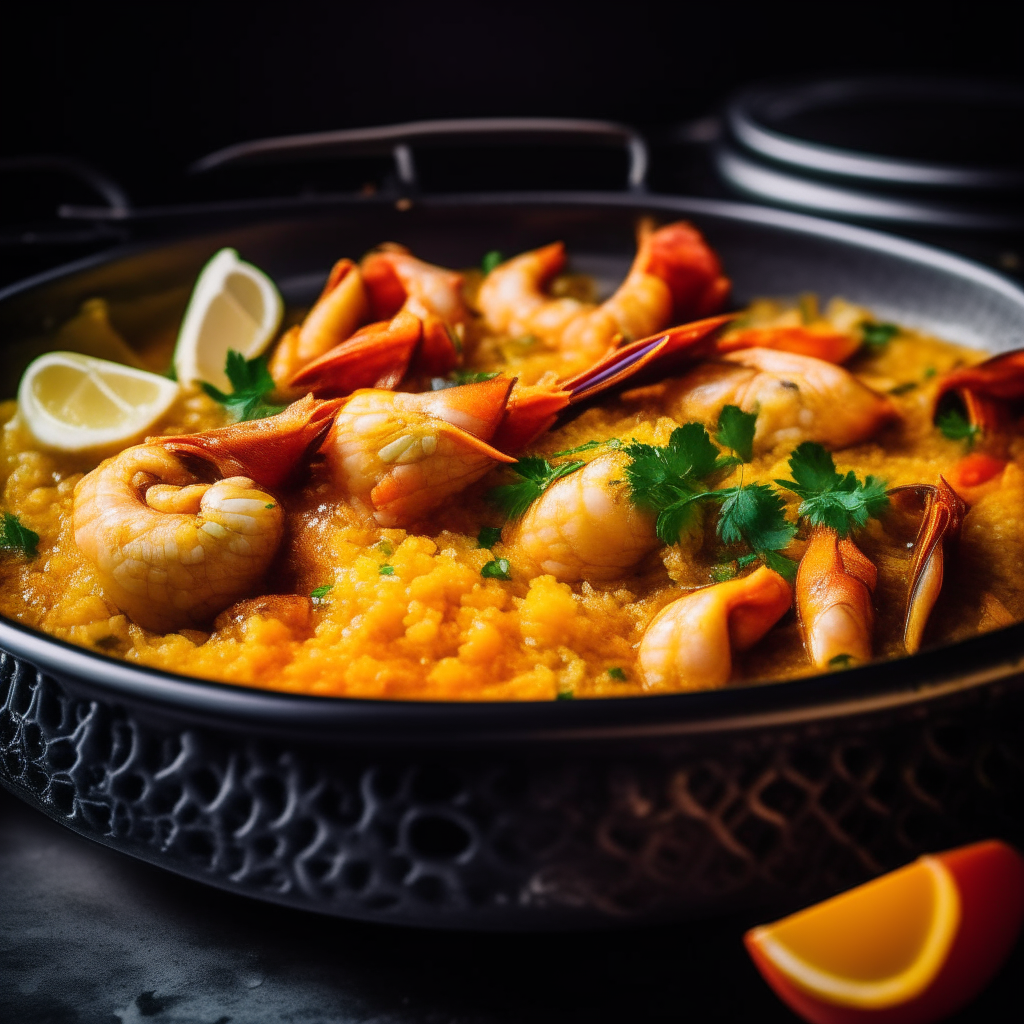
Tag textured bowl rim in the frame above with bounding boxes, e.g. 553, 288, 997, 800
3, 190, 1024, 744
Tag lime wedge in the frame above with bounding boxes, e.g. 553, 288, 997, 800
18, 351, 181, 452
173, 248, 283, 390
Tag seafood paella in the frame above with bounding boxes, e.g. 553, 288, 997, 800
1, 220, 1022, 701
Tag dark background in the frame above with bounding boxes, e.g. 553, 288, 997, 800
3, 3, 1024, 201
3, 7, 1024, 1022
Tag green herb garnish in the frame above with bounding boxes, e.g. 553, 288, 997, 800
776, 442, 888, 537
265, 503, 276, 509
624, 422, 725, 544
551, 438, 624, 458
379, 565, 396, 576
715, 404, 757, 465
0, 512, 39, 558
310, 584, 332, 604
378, 540, 393, 557
861, 321, 899, 348
714, 484, 799, 580
489, 456, 585, 520
889, 381, 918, 396
481, 557, 512, 580
481, 250, 503, 276
709, 562, 738, 583
430, 369, 501, 391
607, 667, 627, 681
555, 689, 574, 701
829, 654, 854, 670
477, 526, 503, 549
202, 350, 285, 421
937, 407, 981, 449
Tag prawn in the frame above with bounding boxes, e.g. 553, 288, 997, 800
73, 396, 339, 633
664, 348, 898, 455
477, 219, 730, 363
323, 376, 516, 527
505, 452, 660, 583
637, 567, 792, 691
796, 526, 877, 668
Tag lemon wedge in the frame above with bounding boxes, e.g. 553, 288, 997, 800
173, 248, 283, 391
18, 351, 181, 452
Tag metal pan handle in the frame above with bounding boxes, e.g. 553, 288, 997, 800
190, 118, 649, 193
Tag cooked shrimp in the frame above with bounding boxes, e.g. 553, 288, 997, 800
324, 376, 516, 527
269, 258, 369, 386
478, 220, 729, 363
638, 566, 792, 691
73, 397, 339, 633
362, 243, 472, 329
796, 526, 877, 668
664, 348, 898, 455
505, 452, 659, 583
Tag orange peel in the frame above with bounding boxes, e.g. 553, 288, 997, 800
744, 840, 1024, 1024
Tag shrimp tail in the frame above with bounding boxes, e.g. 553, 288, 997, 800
268, 259, 369, 386
934, 348, 1024, 444
157, 394, 342, 489
639, 219, 731, 321
489, 315, 732, 453
289, 311, 424, 395
361, 244, 412, 320
419, 374, 516, 440
796, 526, 877, 668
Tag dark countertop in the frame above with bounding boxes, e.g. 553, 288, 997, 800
1, 785, 1020, 1023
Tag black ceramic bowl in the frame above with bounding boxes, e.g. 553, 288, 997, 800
3, 193, 1024, 929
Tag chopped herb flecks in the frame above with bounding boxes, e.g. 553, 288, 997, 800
477, 526, 503, 549
861, 321, 899, 348
607, 667, 627, 681
378, 540, 394, 557
481, 250, 503, 276
555, 689, 574, 701
489, 456, 585, 520
481, 558, 512, 580
937, 407, 981, 449
776, 442, 888, 537
202, 350, 285, 421
889, 382, 918, 396
310, 585, 332, 604
0, 512, 39, 558
378, 565, 396, 576
829, 653, 854, 670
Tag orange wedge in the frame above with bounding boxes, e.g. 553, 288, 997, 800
745, 840, 1024, 1024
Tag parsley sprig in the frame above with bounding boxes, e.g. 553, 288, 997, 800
489, 456, 586, 519
625, 407, 799, 578
1, 512, 39, 558
861, 321, 899, 348
202, 350, 285, 421
936, 407, 981, 450
775, 442, 888, 537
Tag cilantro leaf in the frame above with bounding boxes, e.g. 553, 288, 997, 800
937, 407, 980, 449
489, 457, 584, 519
477, 526, 503, 549
607, 667, 627, 681
202, 350, 286, 421
481, 250, 503, 276
379, 564, 396, 576
1, 512, 39, 558
715, 405, 757, 464
481, 557, 512, 580
776, 442, 889, 536
861, 321, 899, 348
310, 584, 332, 604
716, 483, 797, 554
